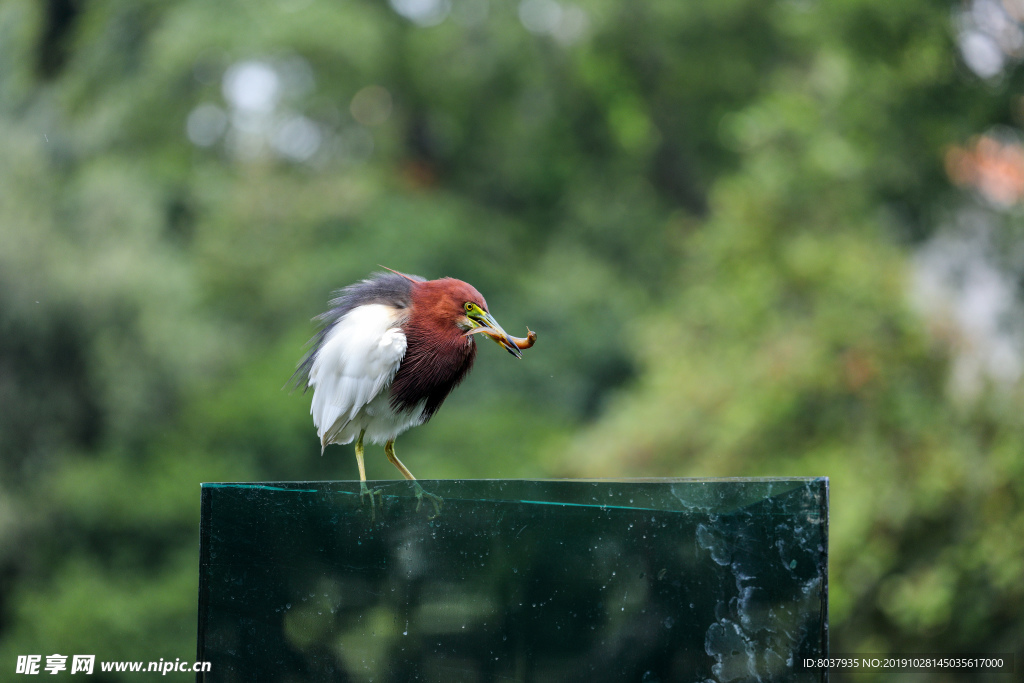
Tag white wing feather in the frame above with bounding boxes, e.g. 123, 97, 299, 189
307, 304, 407, 446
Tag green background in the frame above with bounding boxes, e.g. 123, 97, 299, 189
1, 0, 1021, 678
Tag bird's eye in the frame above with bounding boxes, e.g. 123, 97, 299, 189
465, 302, 474, 313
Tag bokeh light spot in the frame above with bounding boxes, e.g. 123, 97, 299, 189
960, 30, 1006, 78
519, 0, 588, 44
186, 104, 228, 147
350, 86, 393, 127
222, 61, 281, 114
945, 131, 1024, 207
272, 116, 323, 162
519, 0, 561, 34
390, 0, 451, 27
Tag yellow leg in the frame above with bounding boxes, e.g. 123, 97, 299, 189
385, 439, 443, 519
355, 430, 382, 520
384, 439, 416, 480
355, 429, 368, 482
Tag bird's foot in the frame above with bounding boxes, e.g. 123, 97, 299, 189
359, 481, 384, 521
412, 481, 443, 520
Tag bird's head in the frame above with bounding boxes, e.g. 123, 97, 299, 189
417, 277, 525, 359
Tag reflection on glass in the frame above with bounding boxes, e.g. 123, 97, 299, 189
198, 478, 827, 682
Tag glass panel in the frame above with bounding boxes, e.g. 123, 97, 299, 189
198, 478, 828, 682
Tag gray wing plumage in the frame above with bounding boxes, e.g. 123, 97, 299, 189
291, 270, 424, 390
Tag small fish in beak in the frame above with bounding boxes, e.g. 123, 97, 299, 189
464, 325, 537, 358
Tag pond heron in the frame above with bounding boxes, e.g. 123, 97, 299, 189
294, 269, 535, 518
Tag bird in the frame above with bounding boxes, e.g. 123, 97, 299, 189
293, 268, 535, 519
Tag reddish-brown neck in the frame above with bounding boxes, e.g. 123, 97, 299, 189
389, 279, 479, 418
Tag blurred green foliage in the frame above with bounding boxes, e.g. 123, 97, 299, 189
1, 0, 1022, 678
